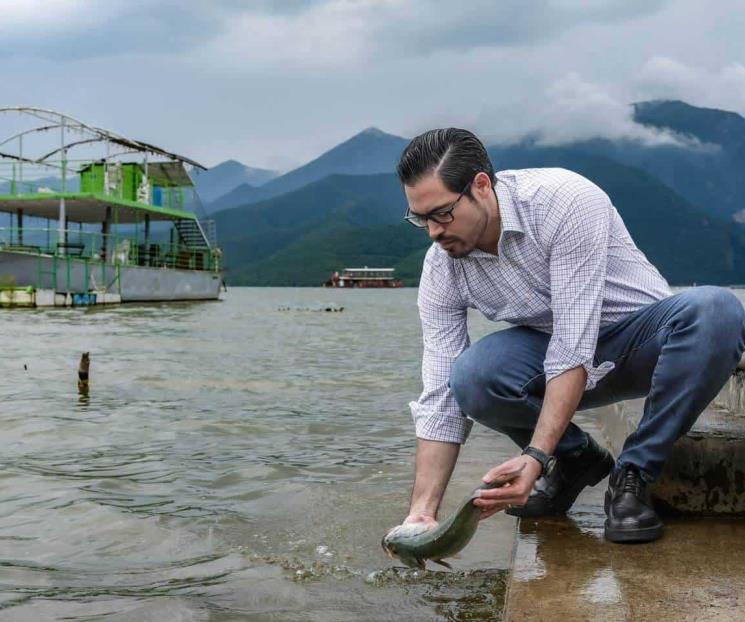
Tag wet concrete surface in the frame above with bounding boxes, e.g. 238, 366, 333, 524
506, 500, 745, 620
505, 373, 745, 620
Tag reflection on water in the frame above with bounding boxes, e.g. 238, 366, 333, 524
512, 513, 745, 620
0, 288, 517, 621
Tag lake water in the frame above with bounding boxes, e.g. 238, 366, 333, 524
0, 286, 740, 621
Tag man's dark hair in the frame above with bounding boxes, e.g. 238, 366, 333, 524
396, 128, 494, 193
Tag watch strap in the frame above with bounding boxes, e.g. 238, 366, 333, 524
522, 446, 552, 475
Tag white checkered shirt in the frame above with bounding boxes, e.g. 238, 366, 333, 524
411, 168, 672, 444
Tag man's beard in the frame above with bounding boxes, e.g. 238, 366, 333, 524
447, 247, 471, 259
438, 236, 472, 259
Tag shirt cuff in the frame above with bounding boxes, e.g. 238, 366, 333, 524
544, 339, 615, 390
409, 400, 473, 444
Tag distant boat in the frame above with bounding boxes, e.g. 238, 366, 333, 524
0, 107, 223, 306
323, 267, 403, 288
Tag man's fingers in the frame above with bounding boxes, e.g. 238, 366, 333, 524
477, 485, 529, 503
474, 498, 522, 511
478, 486, 515, 500
474, 485, 530, 508
482, 464, 515, 483
478, 456, 540, 512
481, 456, 528, 484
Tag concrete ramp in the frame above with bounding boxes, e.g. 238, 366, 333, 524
504, 368, 745, 620
505, 510, 745, 620
607, 371, 745, 515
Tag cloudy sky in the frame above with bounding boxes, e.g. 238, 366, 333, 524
2, 0, 743, 170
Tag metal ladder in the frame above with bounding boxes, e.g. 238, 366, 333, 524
174, 218, 212, 249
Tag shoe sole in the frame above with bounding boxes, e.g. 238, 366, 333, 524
604, 521, 663, 543
506, 450, 615, 518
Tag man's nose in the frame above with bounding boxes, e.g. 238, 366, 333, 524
427, 221, 444, 240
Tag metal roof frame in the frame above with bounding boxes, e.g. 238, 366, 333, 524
0, 107, 206, 170
0, 107, 211, 238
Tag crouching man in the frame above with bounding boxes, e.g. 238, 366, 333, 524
399, 128, 745, 543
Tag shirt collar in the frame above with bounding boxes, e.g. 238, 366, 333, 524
461, 177, 523, 260
494, 176, 524, 235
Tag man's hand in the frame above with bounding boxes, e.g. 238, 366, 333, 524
384, 514, 437, 546
403, 513, 438, 531
473, 366, 587, 520
473, 454, 542, 519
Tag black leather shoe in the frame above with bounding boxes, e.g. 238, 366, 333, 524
604, 465, 663, 543
506, 436, 614, 518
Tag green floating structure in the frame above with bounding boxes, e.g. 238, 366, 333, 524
0, 107, 223, 305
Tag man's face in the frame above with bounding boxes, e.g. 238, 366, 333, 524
404, 173, 488, 258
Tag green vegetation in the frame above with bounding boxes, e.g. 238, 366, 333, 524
232, 223, 427, 286
215, 173, 424, 285
217, 155, 745, 286
208, 101, 745, 287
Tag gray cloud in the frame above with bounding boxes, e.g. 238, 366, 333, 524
0, 0, 742, 168
0, 0, 670, 61
373, 0, 669, 55
0, 1, 228, 60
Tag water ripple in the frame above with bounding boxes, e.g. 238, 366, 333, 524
0, 287, 562, 620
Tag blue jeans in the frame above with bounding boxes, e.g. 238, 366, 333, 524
449, 286, 745, 481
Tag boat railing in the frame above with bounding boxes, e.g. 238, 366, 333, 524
0, 160, 198, 212
0, 226, 221, 272
0, 162, 68, 195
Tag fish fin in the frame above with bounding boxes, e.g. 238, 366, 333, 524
432, 559, 453, 570
416, 558, 426, 570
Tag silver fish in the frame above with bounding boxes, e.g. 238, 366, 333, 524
382, 464, 525, 570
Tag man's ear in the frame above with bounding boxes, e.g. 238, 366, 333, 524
472, 171, 492, 198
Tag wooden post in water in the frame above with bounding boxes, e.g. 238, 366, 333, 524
78, 352, 90, 395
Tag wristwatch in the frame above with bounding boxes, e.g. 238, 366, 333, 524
522, 446, 557, 478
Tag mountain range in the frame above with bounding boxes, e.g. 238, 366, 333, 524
214, 153, 745, 286
208, 100, 745, 221
207, 128, 410, 213
205, 100, 745, 287
191, 160, 279, 206
2, 100, 743, 287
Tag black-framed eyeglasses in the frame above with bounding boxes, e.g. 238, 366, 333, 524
404, 181, 472, 228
